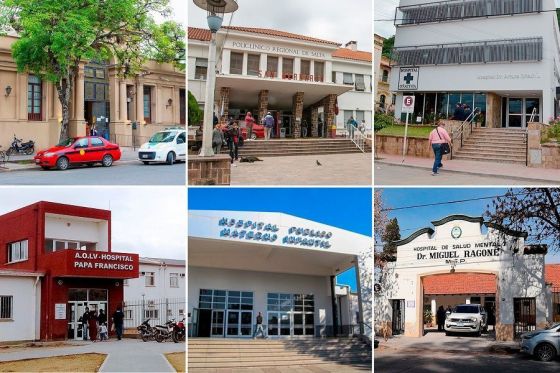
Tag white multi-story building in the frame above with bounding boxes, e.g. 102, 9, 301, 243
390, 0, 560, 127
188, 26, 372, 136
123, 257, 185, 327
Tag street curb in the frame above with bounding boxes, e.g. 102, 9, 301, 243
375, 159, 559, 184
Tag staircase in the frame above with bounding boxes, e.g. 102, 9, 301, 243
188, 338, 372, 371
452, 128, 527, 164
221, 138, 370, 157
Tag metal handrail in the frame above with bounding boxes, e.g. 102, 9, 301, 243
528, 107, 537, 123
345, 122, 366, 153
450, 107, 480, 160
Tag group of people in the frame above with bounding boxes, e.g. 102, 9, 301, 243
347, 116, 367, 134
212, 117, 241, 166
452, 103, 473, 121
80, 306, 125, 342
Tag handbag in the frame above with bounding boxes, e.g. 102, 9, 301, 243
436, 128, 451, 155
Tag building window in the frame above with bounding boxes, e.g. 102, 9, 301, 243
124, 310, 133, 319
170, 273, 179, 288
0, 296, 13, 319
355, 74, 365, 91
195, 58, 208, 80
343, 73, 354, 85
344, 110, 354, 124
282, 58, 294, 78
382, 69, 389, 82
266, 56, 278, 77
144, 272, 155, 286
355, 110, 365, 123
392, 94, 397, 105
28, 75, 42, 121
143, 86, 152, 124
247, 54, 260, 76
7, 240, 28, 263
230, 52, 243, 75
44, 239, 96, 253
314, 61, 324, 82
145, 309, 159, 319
332, 71, 337, 84
380, 95, 386, 108
300, 60, 310, 80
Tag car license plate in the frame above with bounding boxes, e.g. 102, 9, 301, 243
457, 322, 463, 327
142, 154, 148, 159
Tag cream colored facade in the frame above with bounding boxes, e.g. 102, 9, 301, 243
0, 35, 185, 151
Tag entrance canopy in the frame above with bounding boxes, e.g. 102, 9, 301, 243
216, 75, 352, 109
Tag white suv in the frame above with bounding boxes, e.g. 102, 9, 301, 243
139, 128, 186, 165
445, 304, 488, 336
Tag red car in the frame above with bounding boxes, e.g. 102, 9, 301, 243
34, 136, 121, 170
242, 123, 265, 140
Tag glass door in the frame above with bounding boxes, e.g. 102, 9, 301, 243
268, 312, 279, 337
507, 98, 523, 127
211, 310, 224, 337
226, 311, 239, 336
240, 311, 253, 336
225, 310, 253, 337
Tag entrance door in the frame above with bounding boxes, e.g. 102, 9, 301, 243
281, 115, 292, 137
484, 297, 496, 326
226, 310, 253, 337
391, 299, 405, 335
197, 309, 211, 337
267, 311, 290, 337
514, 298, 536, 339
67, 301, 87, 340
211, 310, 224, 337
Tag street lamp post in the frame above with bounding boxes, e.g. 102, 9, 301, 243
194, 0, 239, 157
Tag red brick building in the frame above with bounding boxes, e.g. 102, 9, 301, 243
0, 201, 139, 342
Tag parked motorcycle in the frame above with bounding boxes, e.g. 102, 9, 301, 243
172, 318, 185, 343
7, 135, 35, 155
137, 318, 156, 342
154, 319, 175, 343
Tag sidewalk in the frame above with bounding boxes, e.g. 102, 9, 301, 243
376, 153, 560, 183
0, 339, 183, 372
1, 147, 139, 172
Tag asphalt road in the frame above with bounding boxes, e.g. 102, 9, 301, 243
0, 161, 185, 185
375, 349, 559, 373
374, 163, 556, 186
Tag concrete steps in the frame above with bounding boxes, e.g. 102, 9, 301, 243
188, 338, 372, 370
453, 128, 527, 164
220, 138, 369, 157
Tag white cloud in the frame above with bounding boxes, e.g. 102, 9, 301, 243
0, 187, 186, 259
188, 0, 373, 52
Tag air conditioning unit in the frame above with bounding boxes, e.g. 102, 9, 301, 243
148, 300, 155, 306
141, 272, 145, 276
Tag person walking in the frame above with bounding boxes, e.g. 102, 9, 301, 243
99, 323, 108, 341
359, 120, 366, 134
81, 307, 90, 341
253, 312, 267, 339
245, 112, 255, 140
88, 310, 98, 342
112, 306, 125, 341
263, 112, 274, 140
212, 124, 224, 155
428, 121, 452, 176
436, 306, 446, 332
228, 121, 241, 166
347, 116, 358, 128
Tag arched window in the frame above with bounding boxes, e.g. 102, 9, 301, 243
380, 94, 386, 108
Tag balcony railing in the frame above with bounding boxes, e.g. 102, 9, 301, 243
395, 0, 543, 26
391, 37, 542, 66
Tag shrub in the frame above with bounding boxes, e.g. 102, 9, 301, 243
374, 112, 395, 132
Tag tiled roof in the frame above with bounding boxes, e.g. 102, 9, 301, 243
546, 264, 560, 288
188, 27, 212, 42
187, 26, 340, 46
332, 48, 372, 62
423, 273, 497, 295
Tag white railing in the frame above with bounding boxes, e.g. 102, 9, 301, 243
528, 107, 537, 123
345, 123, 366, 153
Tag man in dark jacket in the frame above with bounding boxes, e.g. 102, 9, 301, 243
253, 312, 267, 339
436, 306, 446, 332
112, 306, 125, 340
81, 307, 90, 340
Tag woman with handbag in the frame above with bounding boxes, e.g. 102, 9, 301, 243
428, 121, 452, 176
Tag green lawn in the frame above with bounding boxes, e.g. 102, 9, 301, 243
377, 125, 434, 138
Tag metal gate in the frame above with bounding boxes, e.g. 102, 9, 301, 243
553, 287, 560, 323
122, 297, 185, 329
513, 297, 536, 339
391, 299, 405, 335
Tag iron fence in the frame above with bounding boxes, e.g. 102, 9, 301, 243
122, 297, 186, 329
513, 297, 536, 339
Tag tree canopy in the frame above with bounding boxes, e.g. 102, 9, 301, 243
188, 90, 203, 126
382, 35, 394, 58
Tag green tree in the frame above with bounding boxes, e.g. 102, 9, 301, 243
0, 0, 185, 141
381, 218, 400, 261
188, 90, 203, 126
382, 35, 394, 58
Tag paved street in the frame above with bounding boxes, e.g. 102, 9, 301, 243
375, 333, 559, 373
0, 161, 185, 185
231, 153, 372, 185
374, 163, 555, 185
0, 339, 184, 372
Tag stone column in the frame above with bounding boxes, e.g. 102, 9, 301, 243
69, 64, 86, 137
292, 92, 304, 138
257, 90, 269, 123
136, 81, 144, 125
311, 107, 319, 137
278, 56, 283, 78
218, 87, 230, 123
325, 61, 333, 83
242, 52, 248, 76
325, 94, 338, 136
119, 81, 128, 122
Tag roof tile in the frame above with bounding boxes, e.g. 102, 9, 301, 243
423, 273, 497, 295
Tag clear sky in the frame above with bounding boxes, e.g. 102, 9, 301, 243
189, 0, 373, 52
188, 187, 373, 291
379, 188, 560, 264
0, 187, 186, 260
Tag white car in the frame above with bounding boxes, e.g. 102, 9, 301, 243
445, 304, 488, 336
139, 128, 186, 165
